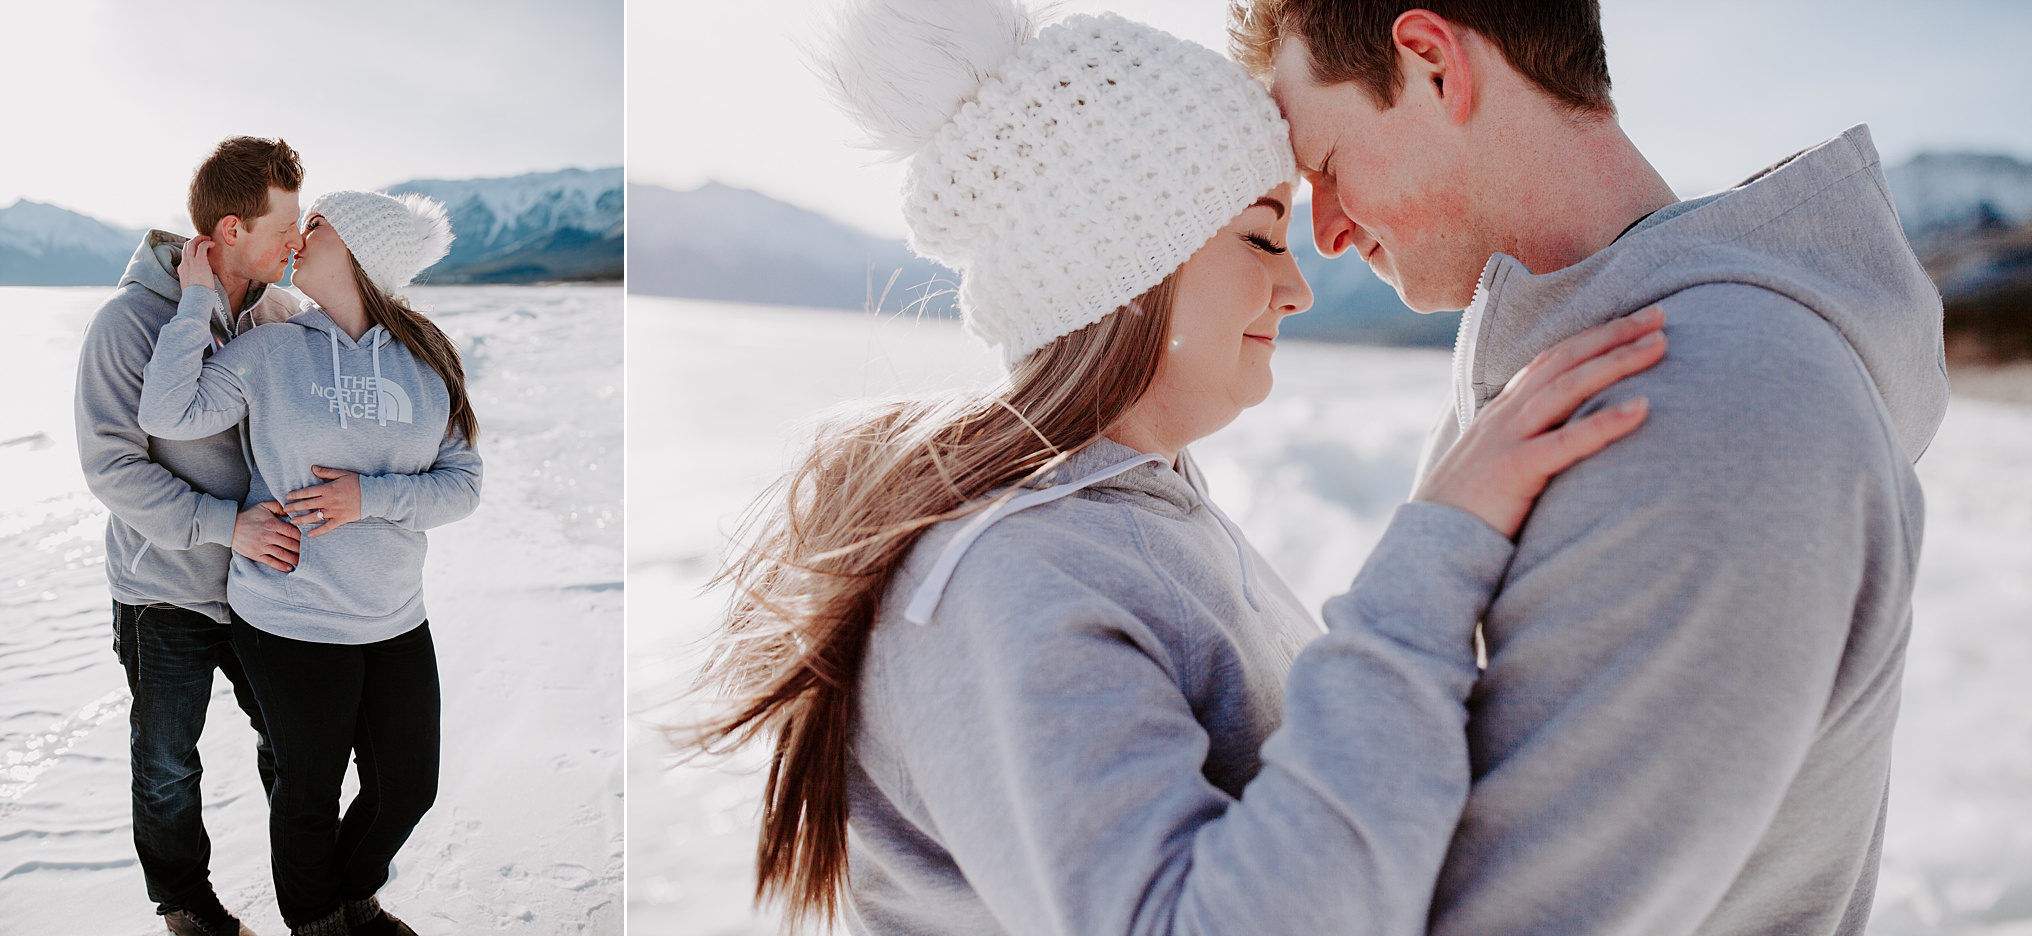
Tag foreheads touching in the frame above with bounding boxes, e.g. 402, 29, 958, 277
1225, 0, 1619, 312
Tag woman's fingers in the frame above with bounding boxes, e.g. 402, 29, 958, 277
1502, 306, 1664, 407
1513, 330, 1667, 435
303, 517, 350, 539
1519, 396, 1650, 476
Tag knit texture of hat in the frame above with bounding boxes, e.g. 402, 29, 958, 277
306, 190, 455, 294
820, 0, 1296, 366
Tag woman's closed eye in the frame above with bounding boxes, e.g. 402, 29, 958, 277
1243, 233, 1287, 255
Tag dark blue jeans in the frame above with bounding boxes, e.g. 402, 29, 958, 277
114, 601, 275, 912
230, 614, 441, 926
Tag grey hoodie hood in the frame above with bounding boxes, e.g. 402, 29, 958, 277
1451, 124, 1947, 460
116, 229, 298, 334
72, 232, 297, 622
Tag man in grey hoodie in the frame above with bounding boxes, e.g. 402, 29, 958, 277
74, 136, 308, 936
1234, 1, 1945, 933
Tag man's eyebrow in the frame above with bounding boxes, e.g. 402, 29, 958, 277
1251, 196, 1287, 219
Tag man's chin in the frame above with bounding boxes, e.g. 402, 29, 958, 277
1389, 274, 1475, 315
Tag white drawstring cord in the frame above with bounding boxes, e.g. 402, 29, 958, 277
328, 327, 347, 429
903, 453, 1170, 626
371, 334, 386, 427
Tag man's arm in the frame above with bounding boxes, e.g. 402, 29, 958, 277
1430, 285, 1920, 934
73, 297, 239, 550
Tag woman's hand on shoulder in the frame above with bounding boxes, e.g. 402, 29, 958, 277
1413, 306, 1667, 540
286, 465, 363, 537
178, 236, 215, 292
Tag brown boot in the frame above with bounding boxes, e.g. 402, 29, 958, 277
161, 890, 257, 936
287, 907, 349, 936
341, 896, 417, 936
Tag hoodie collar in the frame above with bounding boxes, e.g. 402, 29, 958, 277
291, 303, 390, 350
902, 436, 1260, 626
1450, 124, 1947, 461
1034, 436, 1201, 514
116, 229, 279, 338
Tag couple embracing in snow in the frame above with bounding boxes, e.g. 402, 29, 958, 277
74, 136, 481, 936
684, 1, 1947, 934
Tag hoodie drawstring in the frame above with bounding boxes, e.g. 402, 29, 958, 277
328, 328, 348, 429
371, 334, 386, 427
904, 453, 1170, 626
902, 450, 1260, 626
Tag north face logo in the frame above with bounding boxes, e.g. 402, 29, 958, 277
310, 375, 414, 424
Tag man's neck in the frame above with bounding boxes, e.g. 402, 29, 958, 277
213, 269, 254, 317
1481, 118, 1679, 276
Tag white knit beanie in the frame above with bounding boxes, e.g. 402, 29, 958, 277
820, 0, 1296, 366
306, 190, 455, 294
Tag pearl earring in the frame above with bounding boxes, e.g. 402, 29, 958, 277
1168, 336, 1183, 352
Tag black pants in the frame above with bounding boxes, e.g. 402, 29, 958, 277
114, 601, 274, 912
230, 613, 441, 925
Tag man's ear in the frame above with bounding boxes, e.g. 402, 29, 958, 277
1391, 10, 1475, 124
216, 214, 243, 247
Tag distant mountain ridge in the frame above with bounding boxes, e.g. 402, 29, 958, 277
0, 200, 144, 287
388, 167, 622, 284
627, 181, 1458, 346
627, 182, 956, 315
0, 166, 622, 288
637, 150, 2032, 354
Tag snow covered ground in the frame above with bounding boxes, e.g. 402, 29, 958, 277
0, 284, 624, 933
627, 296, 2032, 935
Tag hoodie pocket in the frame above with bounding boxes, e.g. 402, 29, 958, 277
283, 518, 427, 619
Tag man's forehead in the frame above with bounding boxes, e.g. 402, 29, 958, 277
261, 188, 302, 219
1265, 34, 1315, 103
1265, 39, 1328, 157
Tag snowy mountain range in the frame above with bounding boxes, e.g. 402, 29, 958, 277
627, 182, 957, 315
388, 167, 622, 284
0, 200, 144, 286
0, 166, 622, 287
626, 181, 1459, 345
637, 150, 2032, 350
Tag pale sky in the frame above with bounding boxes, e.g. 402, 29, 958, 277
631, 0, 2032, 240
0, 0, 622, 232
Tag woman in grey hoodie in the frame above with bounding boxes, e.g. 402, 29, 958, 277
137, 190, 480, 936
683, 2, 1666, 934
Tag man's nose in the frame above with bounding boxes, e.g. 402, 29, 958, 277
1311, 184, 1357, 259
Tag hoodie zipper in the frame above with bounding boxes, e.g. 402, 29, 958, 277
1452, 259, 1502, 431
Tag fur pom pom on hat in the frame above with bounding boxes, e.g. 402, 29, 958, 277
306, 190, 455, 294
815, 0, 1296, 365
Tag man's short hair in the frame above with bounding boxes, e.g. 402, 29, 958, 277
1229, 0, 1613, 116
187, 136, 304, 236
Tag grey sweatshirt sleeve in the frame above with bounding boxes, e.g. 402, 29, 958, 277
871, 500, 1512, 936
136, 286, 256, 442
73, 293, 239, 550
1428, 287, 1921, 935
356, 428, 483, 530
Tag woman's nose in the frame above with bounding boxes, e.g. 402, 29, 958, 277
1276, 254, 1314, 315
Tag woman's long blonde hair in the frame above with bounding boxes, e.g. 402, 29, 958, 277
684, 274, 1179, 928
347, 256, 478, 446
